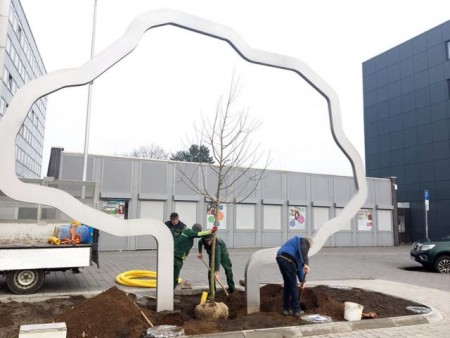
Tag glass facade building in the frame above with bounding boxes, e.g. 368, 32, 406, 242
363, 20, 450, 241
0, 0, 47, 178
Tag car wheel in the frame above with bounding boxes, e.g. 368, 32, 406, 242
6, 269, 45, 294
434, 255, 450, 274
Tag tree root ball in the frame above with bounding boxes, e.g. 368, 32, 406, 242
194, 301, 229, 320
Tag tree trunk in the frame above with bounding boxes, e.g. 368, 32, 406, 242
209, 232, 217, 300
209, 203, 219, 300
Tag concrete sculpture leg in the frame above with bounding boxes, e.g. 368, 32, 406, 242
0, 9, 367, 313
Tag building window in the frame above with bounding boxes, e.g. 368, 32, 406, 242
263, 205, 281, 230
31, 110, 37, 125
17, 26, 23, 43
447, 41, 450, 60
236, 204, 255, 230
357, 209, 373, 231
313, 207, 329, 231
5, 37, 11, 54
8, 74, 13, 90
288, 206, 307, 230
0, 98, 6, 116
2, 68, 9, 85
377, 210, 393, 231
335, 207, 352, 231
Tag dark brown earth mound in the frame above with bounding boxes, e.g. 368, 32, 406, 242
0, 284, 428, 338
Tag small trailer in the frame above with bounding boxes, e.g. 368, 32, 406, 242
0, 225, 99, 294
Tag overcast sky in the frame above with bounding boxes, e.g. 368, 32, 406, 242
20, 0, 450, 177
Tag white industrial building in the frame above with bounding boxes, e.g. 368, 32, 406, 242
42, 149, 397, 251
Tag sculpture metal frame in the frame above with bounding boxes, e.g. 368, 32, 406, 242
0, 9, 367, 313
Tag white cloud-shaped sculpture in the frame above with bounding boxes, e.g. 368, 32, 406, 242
0, 9, 367, 313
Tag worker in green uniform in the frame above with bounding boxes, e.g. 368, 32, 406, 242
173, 223, 216, 289
165, 212, 187, 240
198, 234, 235, 293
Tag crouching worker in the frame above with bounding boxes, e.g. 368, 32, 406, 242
276, 236, 312, 318
198, 234, 235, 294
174, 223, 216, 289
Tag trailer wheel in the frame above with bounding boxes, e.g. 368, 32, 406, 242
6, 269, 45, 294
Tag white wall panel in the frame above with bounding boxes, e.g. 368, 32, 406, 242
236, 204, 255, 230
174, 201, 197, 227
263, 205, 281, 230
313, 207, 329, 231
377, 210, 393, 231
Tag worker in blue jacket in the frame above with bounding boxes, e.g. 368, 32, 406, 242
276, 236, 312, 318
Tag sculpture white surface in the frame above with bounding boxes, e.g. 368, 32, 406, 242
0, 9, 367, 313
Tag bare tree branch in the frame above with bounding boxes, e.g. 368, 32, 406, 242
123, 144, 169, 160
172, 74, 270, 300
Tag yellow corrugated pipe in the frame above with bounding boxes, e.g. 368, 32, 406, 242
48, 236, 61, 245
115, 270, 182, 288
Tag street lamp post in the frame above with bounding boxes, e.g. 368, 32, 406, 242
81, 0, 98, 199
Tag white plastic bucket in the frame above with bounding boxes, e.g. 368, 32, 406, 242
344, 302, 364, 321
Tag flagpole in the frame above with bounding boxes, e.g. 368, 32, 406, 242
82, 0, 98, 199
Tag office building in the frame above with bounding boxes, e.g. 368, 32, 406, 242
363, 20, 450, 241
0, 0, 47, 178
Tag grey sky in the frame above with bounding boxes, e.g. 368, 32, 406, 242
20, 0, 450, 176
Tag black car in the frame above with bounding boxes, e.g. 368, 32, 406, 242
410, 235, 450, 273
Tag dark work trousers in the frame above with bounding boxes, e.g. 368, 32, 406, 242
276, 255, 301, 312
208, 255, 235, 293
174, 257, 184, 289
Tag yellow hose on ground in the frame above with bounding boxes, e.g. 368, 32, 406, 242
115, 270, 182, 288
48, 236, 61, 245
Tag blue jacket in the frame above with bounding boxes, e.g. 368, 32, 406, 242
277, 236, 310, 282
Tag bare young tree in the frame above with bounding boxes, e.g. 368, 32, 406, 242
124, 144, 169, 160
175, 76, 269, 300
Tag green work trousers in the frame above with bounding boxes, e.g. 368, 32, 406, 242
208, 255, 235, 293
174, 257, 184, 289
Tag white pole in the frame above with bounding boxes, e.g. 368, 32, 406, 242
82, 0, 98, 199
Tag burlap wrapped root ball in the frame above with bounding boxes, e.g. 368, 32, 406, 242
194, 300, 229, 320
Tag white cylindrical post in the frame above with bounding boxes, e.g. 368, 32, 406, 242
82, 0, 98, 199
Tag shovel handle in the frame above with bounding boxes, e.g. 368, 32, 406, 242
199, 257, 229, 296
133, 302, 154, 327
299, 271, 308, 297
217, 278, 229, 297
199, 256, 210, 270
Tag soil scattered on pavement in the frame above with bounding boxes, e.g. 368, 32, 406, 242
0, 284, 428, 338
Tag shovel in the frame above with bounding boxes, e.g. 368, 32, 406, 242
199, 257, 229, 296
299, 271, 308, 298
133, 301, 154, 328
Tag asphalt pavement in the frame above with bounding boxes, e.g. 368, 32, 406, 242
1, 245, 449, 337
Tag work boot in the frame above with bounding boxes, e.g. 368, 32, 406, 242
282, 309, 293, 316
294, 310, 305, 318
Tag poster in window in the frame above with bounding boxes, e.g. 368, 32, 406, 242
288, 206, 306, 230
357, 209, 372, 231
206, 203, 226, 230
102, 200, 126, 219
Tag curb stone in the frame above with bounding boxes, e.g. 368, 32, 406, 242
186, 309, 442, 337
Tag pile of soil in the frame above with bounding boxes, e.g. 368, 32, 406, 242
0, 285, 428, 338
